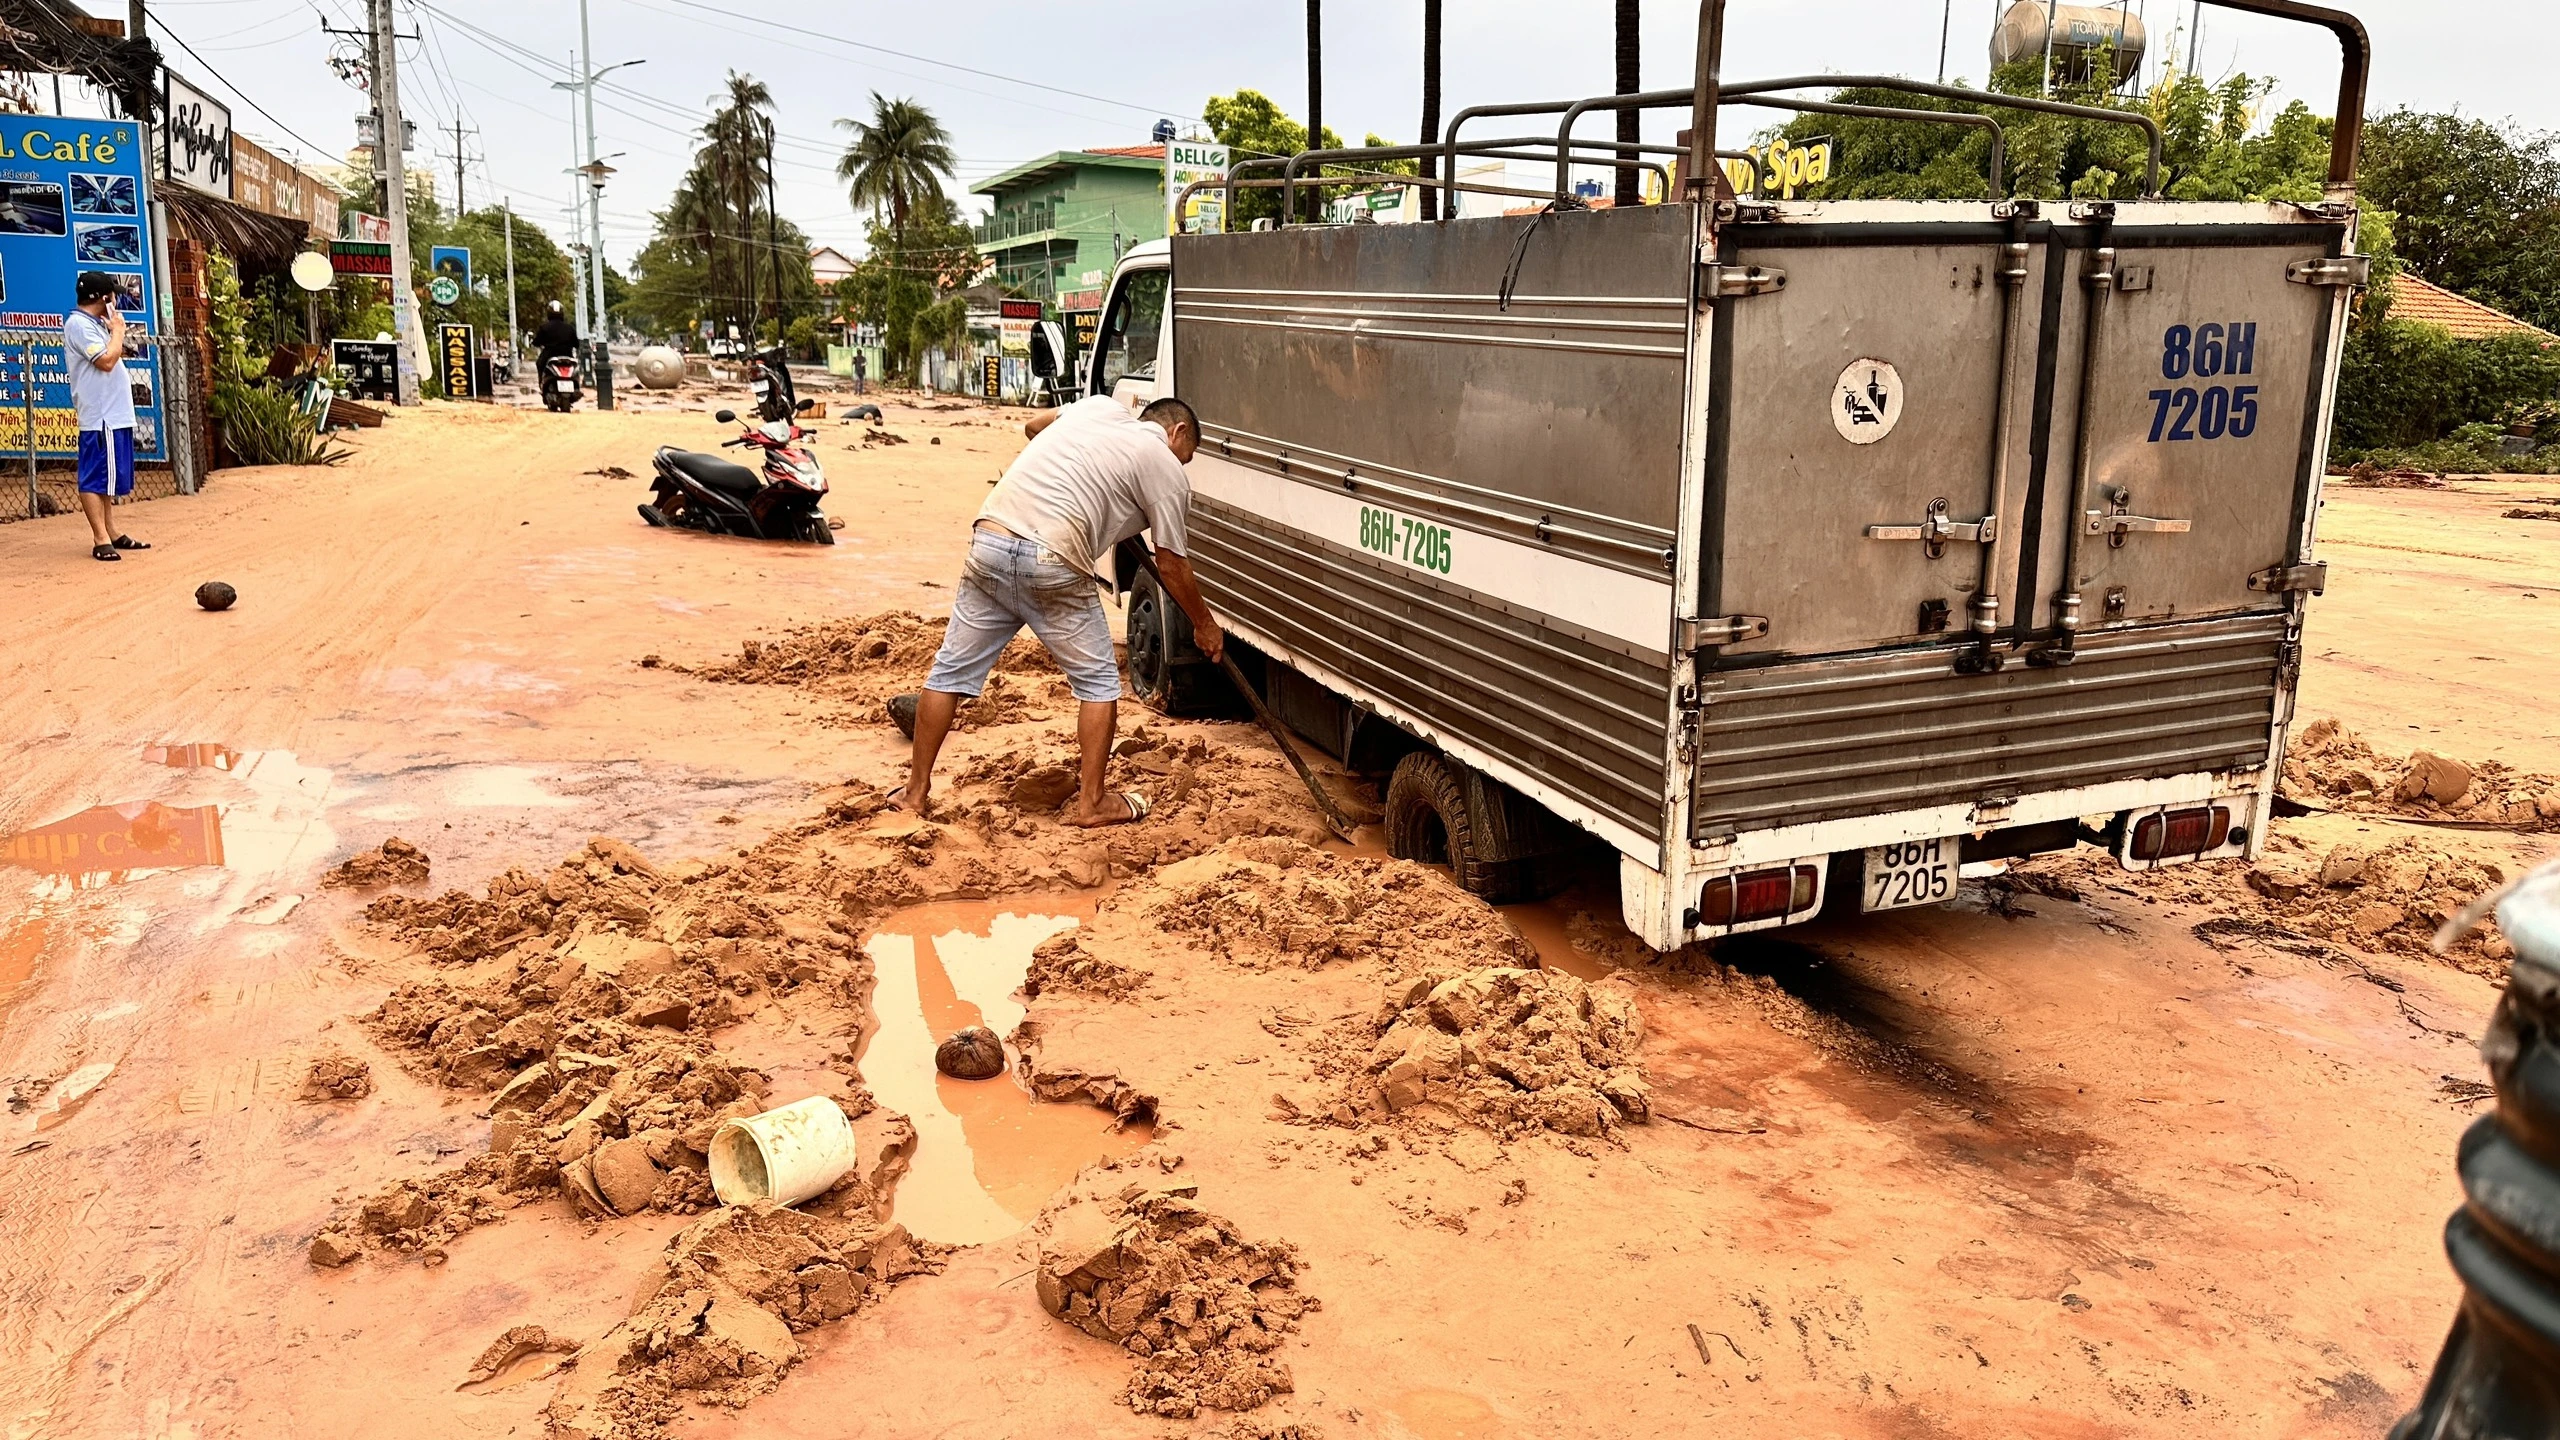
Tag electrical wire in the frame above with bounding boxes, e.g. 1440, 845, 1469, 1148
148, 13, 338, 156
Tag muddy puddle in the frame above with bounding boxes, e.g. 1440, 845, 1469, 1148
860, 897, 1151, 1244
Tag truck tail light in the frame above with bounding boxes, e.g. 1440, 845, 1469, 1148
2130, 805, 2232, 862
1700, 864, 1820, 927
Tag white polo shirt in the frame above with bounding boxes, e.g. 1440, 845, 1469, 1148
976, 396, 1192, 567
64, 309, 135, 433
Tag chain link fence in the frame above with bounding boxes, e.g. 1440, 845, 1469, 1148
1, 327, 201, 523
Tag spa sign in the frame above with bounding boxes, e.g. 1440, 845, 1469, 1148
0, 115, 167, 462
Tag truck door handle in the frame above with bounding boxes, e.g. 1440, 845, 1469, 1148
2084, 487, 2189, 548
1865, 498, 1994, 559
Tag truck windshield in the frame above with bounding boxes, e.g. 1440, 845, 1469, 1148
1097, 269, 1167, 394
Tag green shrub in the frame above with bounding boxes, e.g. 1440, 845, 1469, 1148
211, 379, 347, 467
2333, 316, 2560, 456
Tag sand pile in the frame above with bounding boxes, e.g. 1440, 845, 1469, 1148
1036, 1187, 1312, 1418
2020, 829, 2513, 977
323, 836, 431, 889
1335, 966, 1650, 1137
297, 1053, 373, 1101
672, 608, 1069, 727
1147, 837, 1539, 971
544, 1201, 937, 1440
2285, 719, 2560, 831
311, 1043, 784, 1264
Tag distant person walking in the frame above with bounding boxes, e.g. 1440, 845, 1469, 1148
851, 348, 867, 395
66, 270, 146, 562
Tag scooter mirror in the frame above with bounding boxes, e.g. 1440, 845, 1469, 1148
1029, 322, 1063, 380
795, 398, 816, 413
714, 408, 737, 424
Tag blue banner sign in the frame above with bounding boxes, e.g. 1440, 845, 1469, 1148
0, 115, 163, 461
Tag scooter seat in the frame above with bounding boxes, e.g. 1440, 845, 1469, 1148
666, 450, 761, 497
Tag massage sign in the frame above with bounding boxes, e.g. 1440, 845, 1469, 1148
0, 116, 167, 461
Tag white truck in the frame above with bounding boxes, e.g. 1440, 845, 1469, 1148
1058, 0, 2372, 951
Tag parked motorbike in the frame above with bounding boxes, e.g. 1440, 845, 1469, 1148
539, 353, 581, 412
639, 397, 833, 544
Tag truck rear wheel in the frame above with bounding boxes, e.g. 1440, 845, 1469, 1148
1126, 569, 1231, 716
1384, 751, 1535, 904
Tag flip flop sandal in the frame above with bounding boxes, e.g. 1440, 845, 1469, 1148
91, 544, 120, 561
110, 535, 149, 550
1117, 791, 1151, 823
885, 784, 930, 817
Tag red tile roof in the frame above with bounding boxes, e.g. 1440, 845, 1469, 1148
2389, 273, 2555, 343
1084, 145, 1165, 159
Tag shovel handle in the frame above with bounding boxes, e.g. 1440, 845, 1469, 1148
1122, 547, 1358, 841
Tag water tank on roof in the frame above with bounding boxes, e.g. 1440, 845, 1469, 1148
1991, 1, 2148, 89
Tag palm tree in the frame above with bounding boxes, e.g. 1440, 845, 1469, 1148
1419, 0, 1442, 221
834, 94, 956, 234
1614, 0, 1642, 207
703, 72, 775, 335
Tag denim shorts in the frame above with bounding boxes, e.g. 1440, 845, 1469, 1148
924, 528, 1121, 703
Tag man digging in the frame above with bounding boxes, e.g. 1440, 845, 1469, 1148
889, 395, 1222, 827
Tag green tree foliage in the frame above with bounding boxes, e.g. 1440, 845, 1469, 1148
1202, 90, 1415, 225
623, 75, 824, 352
836, 94, 958, 231
408, 201, 578, 352
2357, 109, 2560, 334
835, 190, 981, 376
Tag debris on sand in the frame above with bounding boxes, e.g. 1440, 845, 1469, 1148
1334, 966, 1650, 1137
2285, 719, 2560, 831
462, 1324, 579, 1389
2328, 463, 2447, 488
543, 1202, 938, 1440
324, 836, 431, 889
298, 1052, 374, 1101
934, 1025, 1006, 1079
1148, 838, 1539, 972
1036, 1188, 1313, 1419
1024, 930, 1146, 999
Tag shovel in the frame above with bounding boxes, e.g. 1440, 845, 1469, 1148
1122, 547, 1360, 842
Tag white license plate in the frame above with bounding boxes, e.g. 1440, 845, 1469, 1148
1861, 837, 1959, 912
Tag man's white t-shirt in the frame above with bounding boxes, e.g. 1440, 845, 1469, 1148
64, 309, 135, 432
977, 395, 1191, 567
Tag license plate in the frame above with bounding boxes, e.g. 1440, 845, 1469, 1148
1862, 837, 1959, 912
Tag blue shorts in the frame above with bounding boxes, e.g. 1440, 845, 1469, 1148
77, 427, 134, 497
924, 529, 1121, 703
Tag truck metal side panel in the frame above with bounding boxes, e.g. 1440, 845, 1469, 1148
1690, 612, 2286, 837
1188, 497, 1674, 839
1170, 209, 1694, 848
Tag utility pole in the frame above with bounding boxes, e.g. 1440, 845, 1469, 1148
1939, 0, 1954, 84
580, 0, 608, 404
1155, 118, 1177, 237
503, 198, 518, 379
1305, 0, 1321, 155
371, 0, 421, 403
449, 115, 472, 215
762, 118, 780, 345
563, 68, 587, 343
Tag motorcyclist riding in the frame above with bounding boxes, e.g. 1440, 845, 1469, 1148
531, 300, 580, 362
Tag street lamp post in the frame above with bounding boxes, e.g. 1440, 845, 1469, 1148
553, 41, 644, 411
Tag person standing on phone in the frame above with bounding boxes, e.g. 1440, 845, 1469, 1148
66, 270, 147, 562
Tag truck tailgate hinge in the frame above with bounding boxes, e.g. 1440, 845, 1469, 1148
1678, 614, 1771, 649
1700, 263, 1786, 301
2248, 561, 2329, 596
2286, 255, 2372, 288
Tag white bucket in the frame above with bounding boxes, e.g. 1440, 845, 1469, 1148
708, 1096, 859, 1207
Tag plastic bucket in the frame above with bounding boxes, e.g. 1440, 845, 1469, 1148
708, 1096, 858, 1207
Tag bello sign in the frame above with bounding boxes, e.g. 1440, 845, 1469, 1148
0, 115, 167, 462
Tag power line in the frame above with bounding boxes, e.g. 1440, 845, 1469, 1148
149, 13, 338, 157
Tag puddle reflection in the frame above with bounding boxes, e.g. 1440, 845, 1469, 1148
861, 898, 1152, 1244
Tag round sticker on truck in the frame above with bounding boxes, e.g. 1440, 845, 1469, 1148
1832, 358, 1903, 444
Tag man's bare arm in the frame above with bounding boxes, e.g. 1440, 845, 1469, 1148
1150, 548, 1223, 663
1023, 408, 1061, 441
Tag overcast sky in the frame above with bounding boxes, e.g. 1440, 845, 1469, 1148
75, 0, 2557, 268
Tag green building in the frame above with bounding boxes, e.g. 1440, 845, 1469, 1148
973, 145, 1166, 313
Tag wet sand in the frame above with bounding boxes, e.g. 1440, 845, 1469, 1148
0, 397, 2545, 1438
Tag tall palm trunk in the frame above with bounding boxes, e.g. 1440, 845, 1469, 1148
1305, 0, 1322, 160
1419, 0, 1442, 221
1615, 0, 1642, 207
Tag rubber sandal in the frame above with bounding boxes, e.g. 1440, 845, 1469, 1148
885, 784, 930, 817
91, 544, 120, 561
1069, 791, 1148, 828
110, 534, 149, 550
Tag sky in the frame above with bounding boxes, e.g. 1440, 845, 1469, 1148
62, 0, 2560, 273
